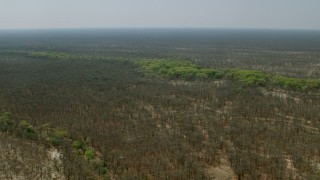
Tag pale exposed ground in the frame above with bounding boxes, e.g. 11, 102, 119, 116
170, 80, 226, 87
170, 80, 194, 86
206, 164, 237, 180
260, 88, 319, 134
0, 134, 65, 180
260, 88, 302, 103
206, 139, 237, 180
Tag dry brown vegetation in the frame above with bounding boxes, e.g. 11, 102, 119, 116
0, 134, 65, 179
0, 29, 320, 179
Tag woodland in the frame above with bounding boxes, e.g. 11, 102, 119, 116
0, 29, 320, 179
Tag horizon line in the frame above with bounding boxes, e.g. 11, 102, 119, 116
0, 27, 320, 32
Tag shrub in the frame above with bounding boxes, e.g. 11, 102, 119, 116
1, 112, 13, 120
54, 129, 68, 138
85, 148, 95, 160
47, 129, 68, 146
305, 79, 320, 89
195, 72, 208, 80
92, 159, 108, 175
0, 112, 14, 132
18, 120, 37, 139
72, 140, 84, 149
273, 75, 305, 90
227, 69, 269, 86
135, 59, 223, 80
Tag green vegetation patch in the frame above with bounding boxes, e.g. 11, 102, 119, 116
28, 51, 75, 60
136, 59, 320, 91
18, 120, 37, 139
135, 59, 223, 80
6, 50, 320, 91
273, 75, 320, 90
72, 140, 84, 149
46, 129, 68, 146
227, 69, 270, 86
27, 51, 129, 64
5, 49, 140, 65
85, 148, 95, 160
0, 112, 14, 132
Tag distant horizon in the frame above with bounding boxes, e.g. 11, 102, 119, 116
1, 1, 319, 30
1, 27, 320, 32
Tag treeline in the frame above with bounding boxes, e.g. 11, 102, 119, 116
227, 69, 320, 90
135, 59, 223, 80
0, 50, 129, 64
136, 59, 320, 91
3, 50, 320, 91
273, 75, 320, 90
28, 51, 131, 65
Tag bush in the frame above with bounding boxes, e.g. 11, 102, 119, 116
46, 137, 63, 146
18, 120, 37, 139
1, 112, 13, 120
54, 129, 68, 138
305, 79, 320, 89
272, 75, 304, 90
135, 59, 223, 80
85, 148, 95, 160
0, 112, 14, 132
273, 75, 320, 90
92, 159, 108, 175
72, 140, 84, 149
47, 129, 68, 146
227, 69, 270, 86
195, 72, 208, 80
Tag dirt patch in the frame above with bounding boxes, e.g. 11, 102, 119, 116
170, 80, 194, 86
206, 139, 237, 180
0, 134, 65, 180
207, 165, 237, 180
260, 88, 301, 103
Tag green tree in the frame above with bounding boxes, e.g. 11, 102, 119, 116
0, 112, 14, 132
18, 120, 37, 139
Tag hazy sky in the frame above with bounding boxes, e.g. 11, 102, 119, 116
0, 0, 319, 30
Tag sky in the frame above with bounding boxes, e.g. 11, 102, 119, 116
0, 0, 319, 30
